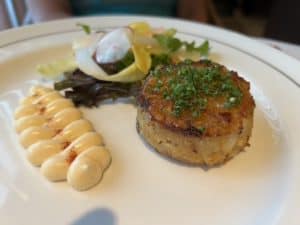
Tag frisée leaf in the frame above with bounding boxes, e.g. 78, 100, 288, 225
76, 23, 91, 34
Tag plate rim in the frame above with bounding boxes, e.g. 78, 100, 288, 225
0, 15, 299, 225
1, 15, 300, 89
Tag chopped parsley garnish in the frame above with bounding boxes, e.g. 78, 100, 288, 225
198, 126, 206, 134
150, 60, 243, 117
153, 29, 210, 57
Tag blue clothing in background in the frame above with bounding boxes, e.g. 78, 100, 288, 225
70, 0, 177, 17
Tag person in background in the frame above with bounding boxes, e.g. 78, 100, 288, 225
24, 0, 209, 23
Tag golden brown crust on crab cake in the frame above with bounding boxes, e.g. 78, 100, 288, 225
136, 60, 255, 166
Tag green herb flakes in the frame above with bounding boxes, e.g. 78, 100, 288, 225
150, 60, 243, 117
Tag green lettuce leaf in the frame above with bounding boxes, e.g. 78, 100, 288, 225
154, 29, 210, 57
183, 40, 210, 57
76, 23, 91, 34
153, 29, 182, 52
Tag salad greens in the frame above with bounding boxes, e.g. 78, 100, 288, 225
114, 51, 135, 73
154, 29, 210, 56
99, 51, 135, 74
76, 23, 91, 34
183, 40, 210, 57
55, 70, 141, 107
40, 22, 212, 107
150, 53, 172, 69
154, 31, 182, 52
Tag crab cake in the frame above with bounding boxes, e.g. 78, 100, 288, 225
137, 60, 255, 166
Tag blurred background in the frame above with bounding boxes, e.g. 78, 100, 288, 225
1, 0, 300, 44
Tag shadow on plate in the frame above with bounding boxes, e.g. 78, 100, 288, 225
70, 208, 117, 225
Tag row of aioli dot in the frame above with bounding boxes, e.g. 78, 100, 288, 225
14, 86, 111, 191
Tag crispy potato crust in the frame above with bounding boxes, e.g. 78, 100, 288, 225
136, 60, 255, 166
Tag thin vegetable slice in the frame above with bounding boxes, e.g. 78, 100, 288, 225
75, 46, 147, 82
131, 44, 151, 74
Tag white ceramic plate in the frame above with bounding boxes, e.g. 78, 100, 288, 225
0, 16, 300, 225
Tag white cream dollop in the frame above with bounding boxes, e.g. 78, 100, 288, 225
95, 27, 132, 64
